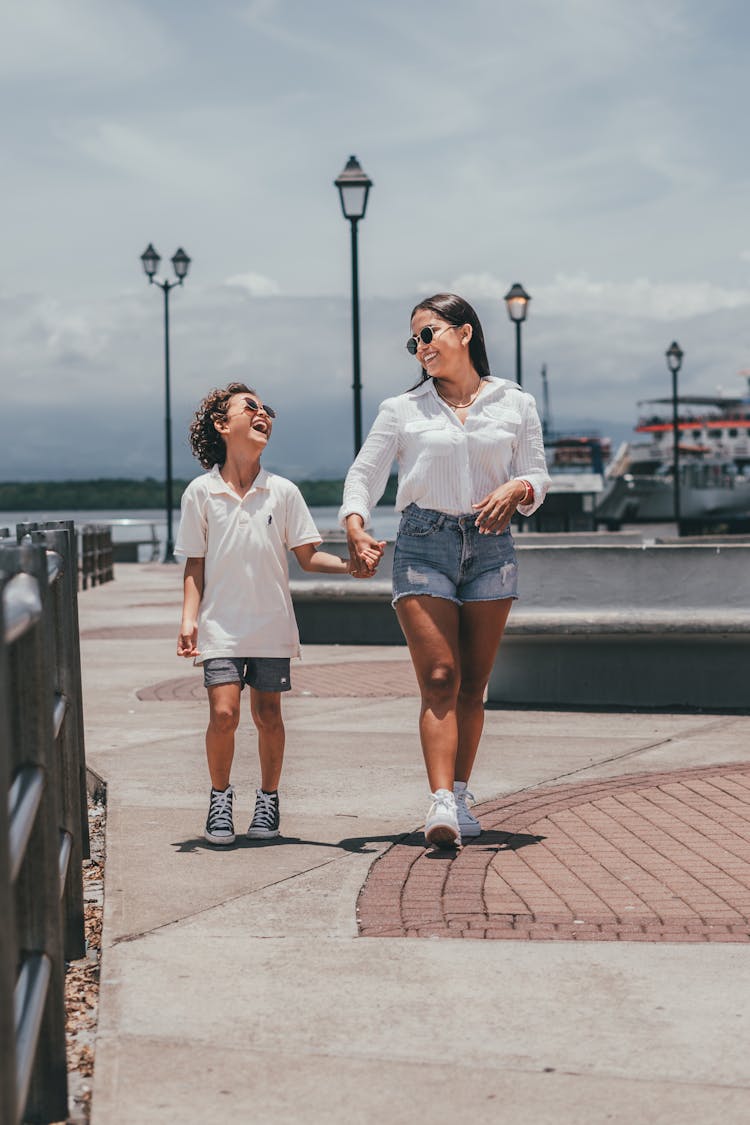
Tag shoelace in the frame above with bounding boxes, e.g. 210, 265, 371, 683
456, 788, 475, 807
430, 790, 456, 813
251, 790, 278, 827
208, 786, 234, 830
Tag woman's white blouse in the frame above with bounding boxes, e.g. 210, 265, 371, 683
339, 376, 551, 527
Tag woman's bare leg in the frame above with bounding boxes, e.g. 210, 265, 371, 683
394, 595, 461, 791
455, 598, 514, 782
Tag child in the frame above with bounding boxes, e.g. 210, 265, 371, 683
175, 382, 383, 845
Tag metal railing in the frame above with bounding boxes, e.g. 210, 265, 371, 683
1, 521, 89, 1125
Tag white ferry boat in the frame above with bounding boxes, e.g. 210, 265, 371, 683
595, 374, 750, 531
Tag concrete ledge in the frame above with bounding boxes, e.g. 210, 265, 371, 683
292, 542, 750, 707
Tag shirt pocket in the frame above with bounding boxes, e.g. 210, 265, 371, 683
472, 405, 523, 449
404, 418, 457, 456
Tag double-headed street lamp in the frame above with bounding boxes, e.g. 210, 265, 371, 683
334, 155, 373, 457
140, 243, 191, 562
665, 340, 684, 534
504, 282, 531, 388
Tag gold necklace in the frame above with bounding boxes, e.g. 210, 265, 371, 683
435, 380, 483, 410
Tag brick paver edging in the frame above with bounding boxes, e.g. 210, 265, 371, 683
357, 762, 750, 942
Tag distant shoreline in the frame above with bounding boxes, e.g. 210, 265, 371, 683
0, 475, 398, 511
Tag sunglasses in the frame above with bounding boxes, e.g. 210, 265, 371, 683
406, 323, 457, 355
241, 396, 276, 419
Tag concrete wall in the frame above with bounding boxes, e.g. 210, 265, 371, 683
291, 542, 750, 709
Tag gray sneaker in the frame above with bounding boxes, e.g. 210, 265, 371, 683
247, 789, 280, 839
205, 785, 235, 845
454, 785, 481, 838
424, 789, 461, 848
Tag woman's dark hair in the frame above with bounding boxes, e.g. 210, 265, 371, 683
409, 293, 491, 388
188, 382, 255, 468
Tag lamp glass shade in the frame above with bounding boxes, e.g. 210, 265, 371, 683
504, 282, 531, 323
335, 155, 373, 220
171, 248, 191, 280
665, 341, 684, 373
140, 243, 161, 278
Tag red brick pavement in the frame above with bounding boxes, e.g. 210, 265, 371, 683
357, 763, 750, 942
136, 659, 419, 700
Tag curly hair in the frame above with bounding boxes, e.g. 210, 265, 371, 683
188, 382, 256, 468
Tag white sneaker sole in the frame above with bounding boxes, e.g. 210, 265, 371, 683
204, 829, 235, 846
458, 821, 481, 838
246, 827, 280, 839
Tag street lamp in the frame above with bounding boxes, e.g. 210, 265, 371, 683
334, 155, 373, 456
140, 243, 191, 562
665, 340, 684, 534
504, 283, 531, 388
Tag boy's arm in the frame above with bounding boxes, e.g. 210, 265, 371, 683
292, 542, 384, 578
178, 557, 204, 656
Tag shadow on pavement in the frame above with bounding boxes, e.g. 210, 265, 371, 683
170, 831, 419, 855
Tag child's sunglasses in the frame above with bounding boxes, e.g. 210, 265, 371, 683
243, 397, 276, 419
406, 323, 457, 355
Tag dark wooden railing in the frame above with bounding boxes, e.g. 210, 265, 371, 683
79, 524, 113, 590
0, 520, 89, 1124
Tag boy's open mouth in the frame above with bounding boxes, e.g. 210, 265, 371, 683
252, 420, 269, 434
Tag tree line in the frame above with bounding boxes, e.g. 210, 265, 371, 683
0, 475, 398, 510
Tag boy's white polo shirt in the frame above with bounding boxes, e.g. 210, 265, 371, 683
175, 465, 321, 661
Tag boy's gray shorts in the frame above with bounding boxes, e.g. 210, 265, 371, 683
202, 657, 292, 693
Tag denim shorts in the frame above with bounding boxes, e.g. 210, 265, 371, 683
392, 503, 519, 607
202, 657, 292, 693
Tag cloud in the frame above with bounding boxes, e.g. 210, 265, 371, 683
452, 273, 750, 321
224, 273, 281, 297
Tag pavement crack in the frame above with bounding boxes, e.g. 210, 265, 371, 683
112, 851, 354, 946
523, 716, 735, 792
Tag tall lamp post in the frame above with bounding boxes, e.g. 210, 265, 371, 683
140, 243, 191, 562
334, 155, 373, 456
665, 340, 684, 534
504, 282, 531, 388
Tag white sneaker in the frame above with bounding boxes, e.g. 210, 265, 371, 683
454, 783, 481, 838
424, 789, 461, 848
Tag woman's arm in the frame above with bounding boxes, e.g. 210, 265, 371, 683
340, 401, 398, 571
339, 401, 399, 529
177, 557, 204, 656
511, 395, 551, 515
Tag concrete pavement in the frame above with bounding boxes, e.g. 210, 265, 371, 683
79, 564, 750, 1124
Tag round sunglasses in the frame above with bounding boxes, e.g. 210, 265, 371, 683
241, 396, 276, 419
406, 323, 457, 355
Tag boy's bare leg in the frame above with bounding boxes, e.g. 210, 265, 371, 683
206, 683, 242, 789
250, 688, 285, 791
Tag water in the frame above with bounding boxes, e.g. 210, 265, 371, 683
0, 505, 402, 558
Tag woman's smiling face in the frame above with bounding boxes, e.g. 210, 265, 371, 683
409, 310, 467, 377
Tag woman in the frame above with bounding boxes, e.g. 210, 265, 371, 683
340, 293, 550, 847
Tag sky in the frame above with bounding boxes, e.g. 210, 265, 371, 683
1, 0, 749, 483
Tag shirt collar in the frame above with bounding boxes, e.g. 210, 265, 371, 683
207, 463, 271, 495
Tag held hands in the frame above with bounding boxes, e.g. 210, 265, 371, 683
472, 480, 527, 535
346, 525, 386, 578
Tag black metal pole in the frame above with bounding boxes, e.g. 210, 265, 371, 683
671, 367, 681, 533
515, 320, 523, 388
349, 217, 362, 456
163, 283, 175, 563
